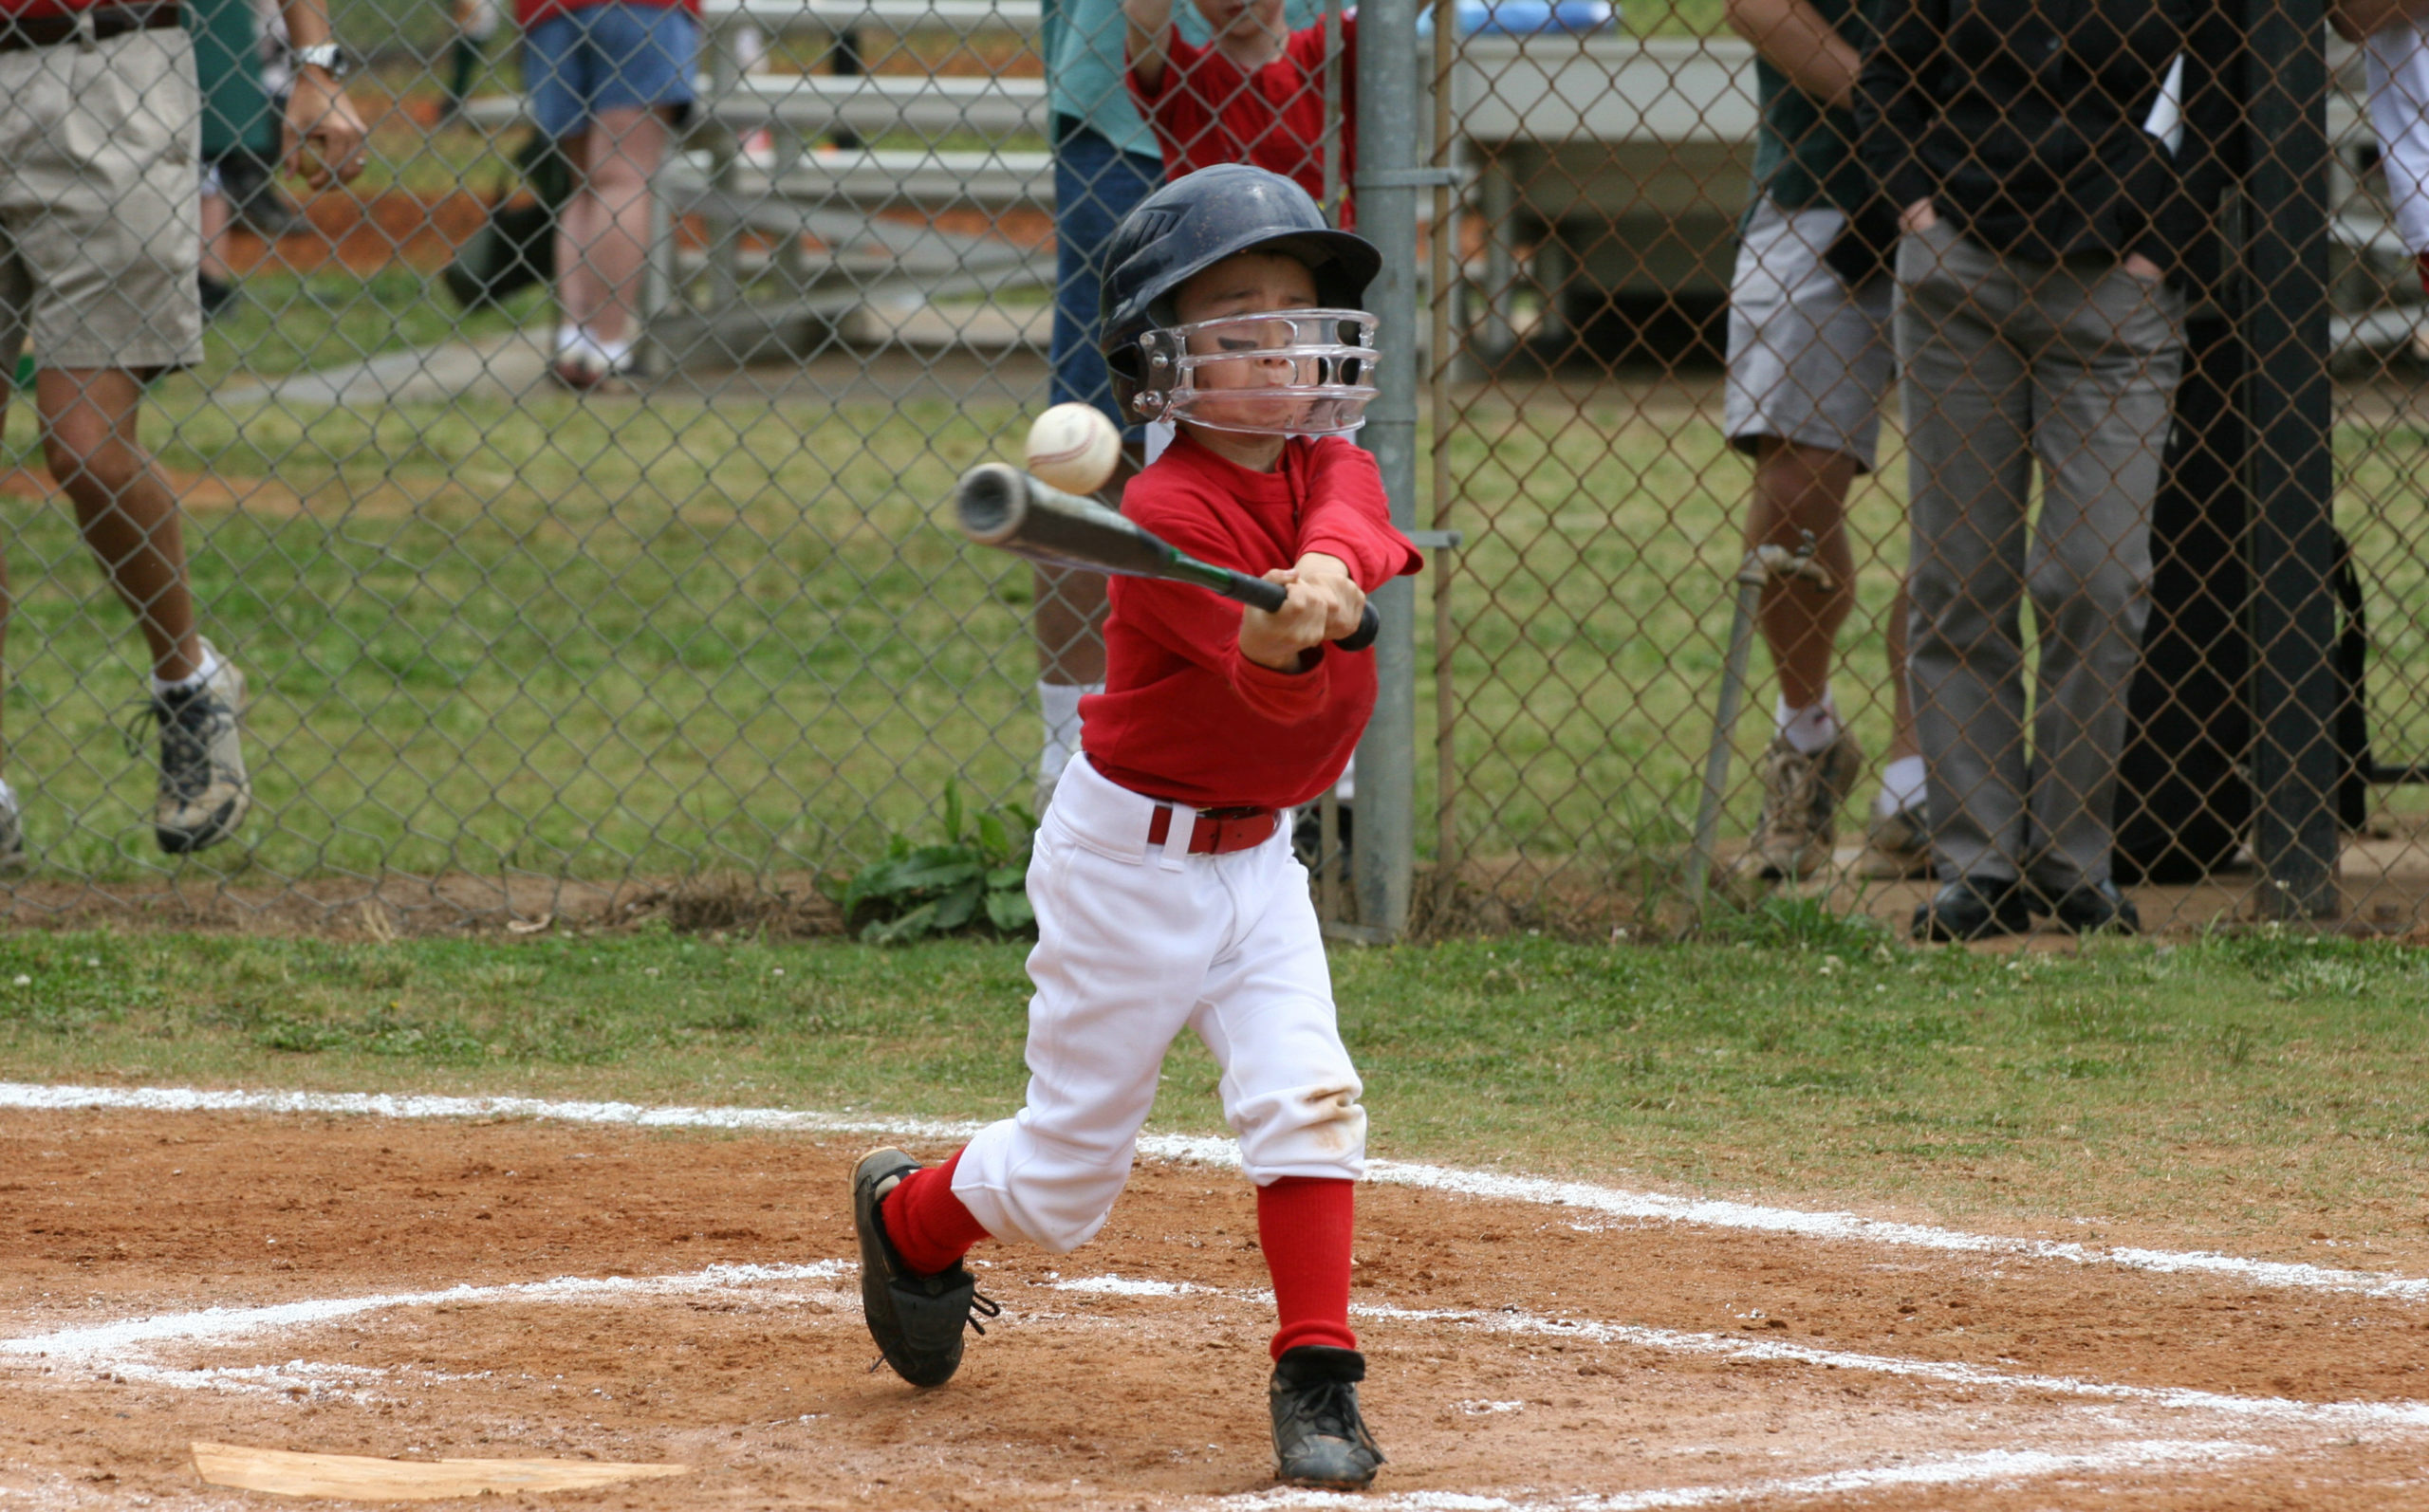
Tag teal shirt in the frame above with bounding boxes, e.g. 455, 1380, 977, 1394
1747, 0, 1870, 214
189, 0, 277, 161
1044, 0, 1326, 160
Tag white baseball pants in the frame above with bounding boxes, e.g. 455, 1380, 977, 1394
952, 754, 1366, 1254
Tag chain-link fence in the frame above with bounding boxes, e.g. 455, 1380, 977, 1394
1425, 0, 2429, 939
0, 0, 2417, 936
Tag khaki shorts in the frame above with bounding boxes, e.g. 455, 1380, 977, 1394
1723, 194, 1896, 474
0, 28, 205, 376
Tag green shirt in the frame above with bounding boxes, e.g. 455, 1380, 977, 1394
1747, 0, 1870, 214
189, 0, 278, 162
1043, 0, 1326, 161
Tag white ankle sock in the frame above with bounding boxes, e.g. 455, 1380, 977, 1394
1773, 692, 1840, 756
151, 644, 223, 699
1874, 753, 1927, 816
1038, 680, 1100, 793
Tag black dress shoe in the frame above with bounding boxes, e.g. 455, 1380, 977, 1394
1911, 876, 2031, 943
2039, 879, 2140, 936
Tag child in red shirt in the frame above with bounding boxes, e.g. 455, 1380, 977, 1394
849, 165, 1416, 1492
1124, 0, 1357, 223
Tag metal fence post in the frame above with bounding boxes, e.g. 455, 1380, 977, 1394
2240, 0, 2341, 919
1349, 0, 1422, 938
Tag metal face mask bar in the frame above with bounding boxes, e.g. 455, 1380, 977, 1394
1130, 309, 1381, 436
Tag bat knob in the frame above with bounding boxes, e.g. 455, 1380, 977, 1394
1337, 604, 1381, 653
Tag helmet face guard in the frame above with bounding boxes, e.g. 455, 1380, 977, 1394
1128, 309, 1380, 437
1098, 166, 1383, 428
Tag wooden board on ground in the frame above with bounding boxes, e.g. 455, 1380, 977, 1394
191, 1442, 691, 1500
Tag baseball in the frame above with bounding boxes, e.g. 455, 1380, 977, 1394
1025, 403, 1122, 496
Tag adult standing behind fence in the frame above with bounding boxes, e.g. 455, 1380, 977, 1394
518, 0, 697, 390
1720, 0, 1925, 885
0, 0, 363, 866
1859, 0, 2192, 942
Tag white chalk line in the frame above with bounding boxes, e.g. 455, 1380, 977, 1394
1214, 1440, 2277, 1512
0, 1258, 2397, 1512
6, 1080, 2422, 1304
1060, 1273, 2429, 1435
9, 1260, 2426, 1443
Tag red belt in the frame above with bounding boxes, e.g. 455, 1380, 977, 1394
1145, 802, 1278, 856
0, 4, 181, 50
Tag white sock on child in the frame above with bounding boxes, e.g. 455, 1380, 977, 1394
1874, 753, 1926, 817
1773, 691, 1841, 756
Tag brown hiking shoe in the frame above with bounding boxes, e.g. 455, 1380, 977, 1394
1855, 798, 1932, 879
1744, 728, 1862, 881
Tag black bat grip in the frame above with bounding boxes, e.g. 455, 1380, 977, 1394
1224, 571, 1381, 652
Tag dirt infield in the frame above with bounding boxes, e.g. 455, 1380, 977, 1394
5, 1097, 2428, 1510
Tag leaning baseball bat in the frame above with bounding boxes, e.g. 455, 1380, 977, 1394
954, 463, 1381, 652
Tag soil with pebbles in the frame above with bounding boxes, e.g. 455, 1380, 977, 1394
4, 1105, 2427, 1509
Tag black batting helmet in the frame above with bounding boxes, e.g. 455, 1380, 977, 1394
1098, 165, 1381, 422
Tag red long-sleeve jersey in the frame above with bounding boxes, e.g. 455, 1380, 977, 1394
1080, 431, 1421, 811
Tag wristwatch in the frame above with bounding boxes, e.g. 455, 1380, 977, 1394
292, 43, 352, 79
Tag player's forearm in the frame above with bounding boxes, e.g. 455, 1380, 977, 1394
1724, 0, 1859, 111
1297, 444, 1419, 591
1124, 0, 1174, 89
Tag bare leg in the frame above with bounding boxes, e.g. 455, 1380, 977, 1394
1884, 574, 1919, 764
36, 368, 201, 681
1745, 435, 1859, 710
555, 106, 667, 347
200, 191, 233, 285
1029, 452, 1130, 687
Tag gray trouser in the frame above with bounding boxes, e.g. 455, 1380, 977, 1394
1895, 221, 2185, 890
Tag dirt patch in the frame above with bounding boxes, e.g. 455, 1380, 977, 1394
223, 191, 493, 279
2, 1104, 2424, 1509
0, 870, 842, 942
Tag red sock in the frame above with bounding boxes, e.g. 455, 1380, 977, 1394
881, 1148, 992, 1275
1257, 1176, 1359, 1359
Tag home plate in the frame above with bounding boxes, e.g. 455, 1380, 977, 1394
191, 1441, 692, 1499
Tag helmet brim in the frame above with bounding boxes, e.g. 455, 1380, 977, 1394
1149, 229, 1383, 326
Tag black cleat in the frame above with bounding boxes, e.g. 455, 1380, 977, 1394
851, 1148, 997, 1388
2038, 879, 2141, 936
1911, 875, 2030, 943
1270, 1345, 1385, 1490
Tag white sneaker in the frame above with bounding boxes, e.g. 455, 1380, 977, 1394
148, 642, 250, 854
0, 786, 26, 873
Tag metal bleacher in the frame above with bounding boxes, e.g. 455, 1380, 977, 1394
462, 0, 1052, 370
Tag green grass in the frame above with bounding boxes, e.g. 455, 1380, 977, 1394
8, 254, 2420, 895
4, 925, 2425, 1250
9, 361, 1043, 881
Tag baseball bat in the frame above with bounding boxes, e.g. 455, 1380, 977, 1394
954, 463, 1381, 653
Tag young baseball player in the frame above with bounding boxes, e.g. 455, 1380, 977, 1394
1123, 0, 1356, 223
852, 163, 1417, 1492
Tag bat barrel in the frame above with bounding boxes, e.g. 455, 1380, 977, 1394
955, 463, 1030, 546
